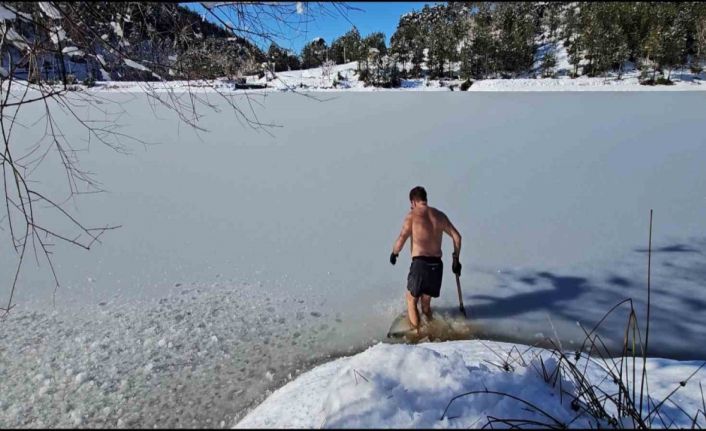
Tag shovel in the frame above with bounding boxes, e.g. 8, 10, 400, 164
455, 273, 467, 318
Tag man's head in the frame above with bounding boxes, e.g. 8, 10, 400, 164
409, 186, 427, 208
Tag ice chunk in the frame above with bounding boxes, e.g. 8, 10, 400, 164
74, 372, 88, 385
69, 409, 83, 426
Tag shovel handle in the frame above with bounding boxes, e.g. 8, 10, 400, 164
455, 273, 467, 317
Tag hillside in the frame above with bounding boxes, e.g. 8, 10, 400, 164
2, 2, 705, 88
0, 2, 264, 83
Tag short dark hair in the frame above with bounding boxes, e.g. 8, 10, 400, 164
409, 186, 427, 202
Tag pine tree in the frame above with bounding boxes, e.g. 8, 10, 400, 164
643, 23, 663, 82
427, 17, 453, 78
286, 53, 301, 71
424, 4, 467, 79
495, 2, 538, 77
330, 27, 362, 65
695, 5, 706, 72
267, 43, 289, 72
540, 50, 557, 77
301, 37, 328, 69
578, 3, 600, 76
641, 3, 688, 82
660, 3, 689, 80
461, 3, 496, 79
362, 32, 387, 56
563, 4, 582, 77
329, 37, 346, 65
543, 2, 562, 40
589, 3, 629, 77
391, 12, 425, 77
360, 32, 386, 74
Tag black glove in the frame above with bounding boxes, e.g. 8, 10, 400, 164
390, 252, 398, 265
452, 253, 462, 276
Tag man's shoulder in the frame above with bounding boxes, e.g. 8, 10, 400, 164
430, 206, 447, 218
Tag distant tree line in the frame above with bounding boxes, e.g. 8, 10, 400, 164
387, 2, 706, 82
4, 2, 706, 85
272, 2, 706, 86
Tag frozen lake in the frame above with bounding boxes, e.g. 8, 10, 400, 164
2, 91, 706, 426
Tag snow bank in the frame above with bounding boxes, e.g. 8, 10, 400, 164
237, 340, 706, 429
468, 74, 706, 92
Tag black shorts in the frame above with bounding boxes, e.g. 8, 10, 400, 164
407, 256, 443, 298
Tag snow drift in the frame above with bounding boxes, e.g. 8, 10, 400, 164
237, 341, 706, 429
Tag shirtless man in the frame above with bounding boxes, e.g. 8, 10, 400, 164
390, 186, 462, 333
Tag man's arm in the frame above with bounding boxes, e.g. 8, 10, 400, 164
392, 213, 412, 256
443, 214, 462, 257
443, 213, 463, 275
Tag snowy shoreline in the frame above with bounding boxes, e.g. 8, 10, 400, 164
82, 75, 706, 94
236, 340, 706, 429
23, 60, 705, 94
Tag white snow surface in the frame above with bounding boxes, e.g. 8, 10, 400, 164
237, 340, 706, 429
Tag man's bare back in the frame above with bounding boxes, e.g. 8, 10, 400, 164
393, 205, 459, 258
389, 186, 462, 334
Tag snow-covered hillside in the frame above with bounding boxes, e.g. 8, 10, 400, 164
237, 341, 706, 428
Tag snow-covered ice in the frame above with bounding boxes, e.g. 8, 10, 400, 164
0, 283, 362, 428
5, 90, 705, 356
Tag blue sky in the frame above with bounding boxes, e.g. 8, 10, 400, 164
183, 2, 441, 54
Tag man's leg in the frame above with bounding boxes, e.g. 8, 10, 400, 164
405, 291, 420, 334
421, 294, 433, 321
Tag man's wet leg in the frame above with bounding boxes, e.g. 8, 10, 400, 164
406, 291, 420, 334
421, 294, 433, 321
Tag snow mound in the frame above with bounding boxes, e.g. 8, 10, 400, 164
322, 344, 474, 427
238, 342, 590, 428
237, 341, 706, 429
